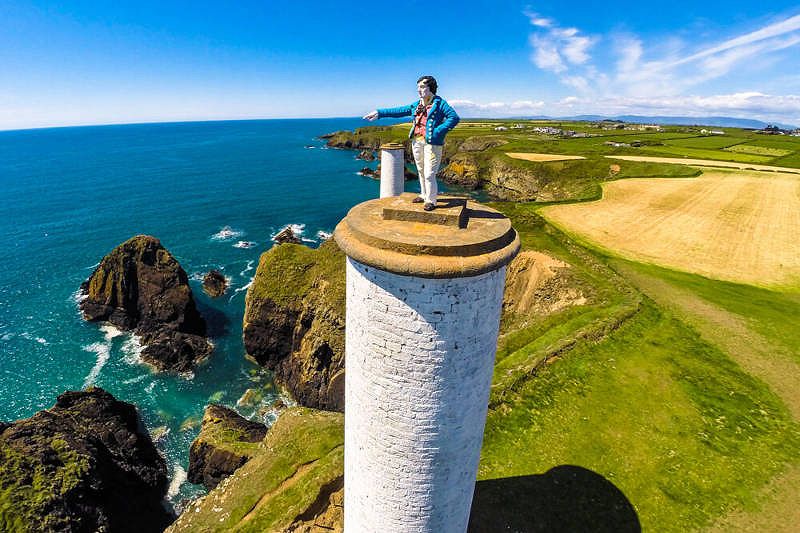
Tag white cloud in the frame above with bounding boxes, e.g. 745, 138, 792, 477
525, 10, 800, 104
529, 35, 566, 72
450, 99, 545, 115
524, 10, 597, 73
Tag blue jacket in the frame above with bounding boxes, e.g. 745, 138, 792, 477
377, 95, 460, 145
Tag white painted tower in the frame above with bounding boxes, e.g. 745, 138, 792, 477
379, 142, 405, 198
334, 193, 520, 532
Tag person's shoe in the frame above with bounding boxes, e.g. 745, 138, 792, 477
412, 196, 424, 203
423, 202, 435, 211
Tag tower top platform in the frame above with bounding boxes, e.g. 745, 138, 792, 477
334, 193, 520, 278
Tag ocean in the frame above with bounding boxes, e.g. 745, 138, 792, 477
0, 118, 456, 507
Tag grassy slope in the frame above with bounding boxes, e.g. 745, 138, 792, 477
479, 202, 800, 531
169, 408, 343, 533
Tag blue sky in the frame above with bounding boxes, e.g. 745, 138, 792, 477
2, 1, 800, 130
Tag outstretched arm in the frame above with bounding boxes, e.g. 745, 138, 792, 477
363, 110, 379, 121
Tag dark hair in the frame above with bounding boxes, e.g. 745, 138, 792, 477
417, 75, 438, 95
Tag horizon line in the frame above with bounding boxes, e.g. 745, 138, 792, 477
1, 114, 795, 135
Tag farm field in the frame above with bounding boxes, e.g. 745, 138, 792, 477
505, 152, 586, 162
605, 155, 800, 174
539, 170, 800, 287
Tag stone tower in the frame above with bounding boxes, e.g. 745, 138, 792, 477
334, 193, 519, 532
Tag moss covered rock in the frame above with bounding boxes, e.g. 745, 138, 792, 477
243, 240, 345, 412
80, 235, 212, 372
0, 387, 173, 532
168, 407, 344, 533
187, 404, 267, 490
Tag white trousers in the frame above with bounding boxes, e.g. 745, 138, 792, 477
411, 140, 443, 204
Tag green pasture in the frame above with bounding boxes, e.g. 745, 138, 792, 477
725, 144, 792, 157
663, 136, 742, 149
640, 144, 775, 163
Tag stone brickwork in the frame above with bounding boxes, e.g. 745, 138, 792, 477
344, 257, 506, 533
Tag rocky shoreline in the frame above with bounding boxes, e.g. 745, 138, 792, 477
322, 127, 596, 201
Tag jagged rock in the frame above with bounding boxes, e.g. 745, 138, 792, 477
202, 269, 227, 298
79, 235, 211, 372
356, 149, 375, 161
358, 166, 378, 179
168, 408, 344, 533
273, 226, 303, 245
287, 486, 343, 533
243, 240, 345, 412
0, 387, 173, 532
187, 404, 267, 490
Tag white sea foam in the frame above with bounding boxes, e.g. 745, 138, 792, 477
167, 463, 187, 499
271, 223, 316, 244
82, 342, 111, 388
145, 382, 156, 394
211, 225, 243, 241
122, 374, 149, 385
317, 230, 333, 241
233, 241, 256, 249
1, 333, 11, 341
229, 279, 253, 302
121, 334, 145, 365
19, 332, 48, 345
100, 324, 123, 342
240, 260, 254, 277
71, 288, 89, 304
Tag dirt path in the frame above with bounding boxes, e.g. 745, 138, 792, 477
506, 153, 586, 162
605, 155, 800, 174
613, 262, 800, 531
541, 170, 800, 287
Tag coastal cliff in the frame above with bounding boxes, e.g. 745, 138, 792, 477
324, 127, 616, 202
0, 387, 173, 532
80, 235, 212, 372
187, 404, 267, 490
168, 407, 344, 533
243, 240, 345, 412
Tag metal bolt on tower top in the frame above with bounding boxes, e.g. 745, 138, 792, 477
334, 193, 520, 533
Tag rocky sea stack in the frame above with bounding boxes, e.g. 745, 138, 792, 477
202, 269, 227, 298
187, 404, 267, 490
80, 235, 211, 372
0, 387, 173, 532
243, 240, 345, 411
272, 226, 302, 245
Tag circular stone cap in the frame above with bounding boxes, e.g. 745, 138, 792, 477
334, 193, 520, 278
380, 142, 405, 150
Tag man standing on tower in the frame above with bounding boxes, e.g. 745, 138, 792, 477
363, 75, 460, 211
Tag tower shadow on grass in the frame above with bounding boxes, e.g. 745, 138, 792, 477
468, 465, 641, 533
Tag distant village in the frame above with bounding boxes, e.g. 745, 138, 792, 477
492, 120, 800, 138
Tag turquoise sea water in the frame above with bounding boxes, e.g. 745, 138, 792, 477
0, 118, 448, 508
